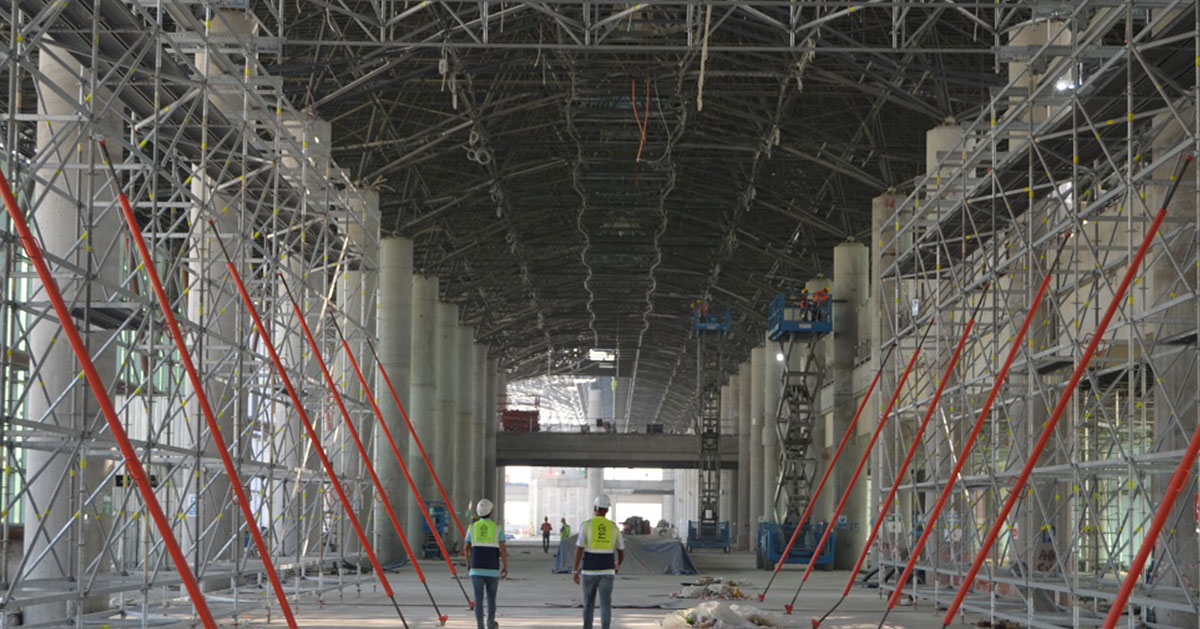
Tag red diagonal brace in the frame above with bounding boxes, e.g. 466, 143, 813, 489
810, 283, 988, 626
943, 201, 1174, 627
209, 224, 408, 628
364, 337, 467, 540
280, 278, 451, 623
0, 167, 218, 627
783, 319, 931, 614
97, 140, 297, 628
333, 323, 473, 607
884, 239, 1072, 617
758, 342, 897, 602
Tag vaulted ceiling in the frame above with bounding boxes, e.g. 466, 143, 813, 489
266, 1, 1003, 425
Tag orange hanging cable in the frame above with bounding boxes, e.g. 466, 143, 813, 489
97, 140, 297, 628
0, 166, 218, 628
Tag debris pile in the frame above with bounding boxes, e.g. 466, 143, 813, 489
661, 601, 781, 628
671, 577, 750, 600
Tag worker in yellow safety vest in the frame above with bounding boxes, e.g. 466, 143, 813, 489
463, 499, 508, 629
571, 494, 625, 629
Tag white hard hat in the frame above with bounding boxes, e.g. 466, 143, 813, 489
594, 494, 611, 510
476, 498, 494, 517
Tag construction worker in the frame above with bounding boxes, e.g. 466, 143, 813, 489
571, 494, 625, 629
560, 516, 571, 540
464, 499, 508, 629
541, 516, 553, 553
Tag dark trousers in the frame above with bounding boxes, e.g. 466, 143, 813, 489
542, 532, 550, 552
471, 575, 498, 629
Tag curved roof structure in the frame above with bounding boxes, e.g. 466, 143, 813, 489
265, 2, 999, 424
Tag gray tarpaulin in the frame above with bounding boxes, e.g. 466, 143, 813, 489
552, 534, 697, 575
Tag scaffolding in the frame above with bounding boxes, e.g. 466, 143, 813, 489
0, 4, 381, 627
873, 4, 1200, 627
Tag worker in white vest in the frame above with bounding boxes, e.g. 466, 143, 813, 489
571, 494, 625, 629
464, 499, 508, 629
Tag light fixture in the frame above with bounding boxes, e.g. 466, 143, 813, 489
775, 352, 785, 362
588, 349, 616, 362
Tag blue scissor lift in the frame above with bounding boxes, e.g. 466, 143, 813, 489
756, 290, 834, 568
687, 306, 732, 553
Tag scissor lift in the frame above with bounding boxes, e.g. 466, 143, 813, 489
767, 292, 832, 524
687, 305, 731, 552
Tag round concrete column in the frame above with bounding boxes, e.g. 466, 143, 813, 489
435, 301, 461, 539
483, 356, 499, 504
494, 369, 508, 526
407, 276, 439, 536
375, 237, 412, 562
748, 347, 765, 548
454, 325, 474, 518
762, 339, 781, 522
26, 44, 121, 624
736, 364, 751, 549
830, 241, 868, 568
469, 343, 488, 507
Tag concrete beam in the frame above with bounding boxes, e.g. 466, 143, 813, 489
496, 433, 739, 469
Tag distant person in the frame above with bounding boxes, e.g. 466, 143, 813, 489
464, 499, 508, 629
560, 517, 571, 539
572, 494, 625, 629
541, 516, 553, 553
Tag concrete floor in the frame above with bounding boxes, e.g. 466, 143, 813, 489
253, 539, 956, 628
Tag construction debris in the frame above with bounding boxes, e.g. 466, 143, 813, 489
661, 601, 782, 628
671, 577, 750, 600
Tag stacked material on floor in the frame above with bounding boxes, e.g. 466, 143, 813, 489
551, 534, 697, 575
661, 601, 782, 627
671, 577, 750, 600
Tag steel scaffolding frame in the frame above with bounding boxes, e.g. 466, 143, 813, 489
873, 3, 1200, 627
0, 3, 382, 626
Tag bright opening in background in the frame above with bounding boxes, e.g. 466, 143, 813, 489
503, 466, 673, 538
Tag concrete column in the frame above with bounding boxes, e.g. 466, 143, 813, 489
483, 357, 499, 504
736, 364, 752, 549
586, 382, 605, 523
435, 302, 460, 539
748, 347, 765, 548
719, 382, 733, 524
494, 369, 508, 527
407, 276, 438, 536
830, 241, 868, 568
469, 343, 487, 508
374, 237, 412, 562
871, 191, 904, 576
1147, 110, 1197, 626
25, 44, 120, 624
454, 325, 474, 521
805, 277, 833, 521
762, 340, 781, 522
719, 470, 733, 527
184, 10, 261, 573
587, 469, 604, 515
